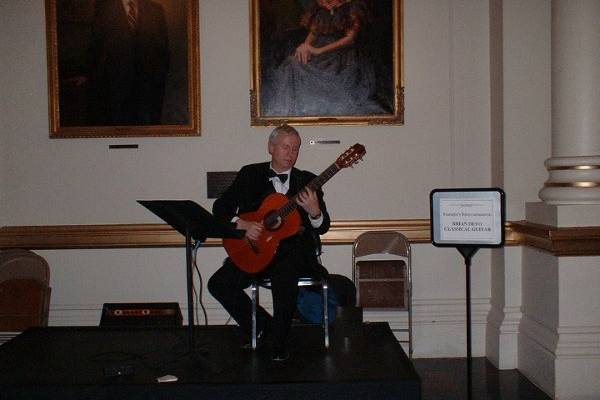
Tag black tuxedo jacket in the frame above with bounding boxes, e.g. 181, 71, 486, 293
213, 162, 331, 267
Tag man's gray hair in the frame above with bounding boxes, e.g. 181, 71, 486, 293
268, 124, 300, 144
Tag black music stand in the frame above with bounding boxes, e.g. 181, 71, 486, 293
138, 200, 243, 349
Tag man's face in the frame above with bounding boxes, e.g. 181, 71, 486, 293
268, 133, 301, 172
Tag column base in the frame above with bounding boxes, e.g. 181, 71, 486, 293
539, 186, 600, 205
520, 203, 600, 399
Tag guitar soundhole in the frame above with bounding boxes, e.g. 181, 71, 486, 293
264, 210, 282, 231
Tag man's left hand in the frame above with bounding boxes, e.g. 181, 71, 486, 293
296, 188, 321, 218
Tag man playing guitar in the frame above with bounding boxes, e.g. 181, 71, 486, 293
208, 124, 331, 362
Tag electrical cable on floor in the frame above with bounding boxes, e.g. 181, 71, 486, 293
193, 240, 209, 326
190, 247, 200, 325
191, 276, 199, 325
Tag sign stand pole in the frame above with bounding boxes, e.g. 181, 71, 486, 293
430, 188, 505, 400
457, 245, 479, 400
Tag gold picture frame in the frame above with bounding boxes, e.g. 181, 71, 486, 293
45, 0, 200, 138
250, 0, 404, 126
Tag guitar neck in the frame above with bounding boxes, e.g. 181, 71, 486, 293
277, 163, 340, 219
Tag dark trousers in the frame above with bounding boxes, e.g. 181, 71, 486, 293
208, 244, 314, 352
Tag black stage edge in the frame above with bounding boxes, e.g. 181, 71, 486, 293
0, 322, 420, 400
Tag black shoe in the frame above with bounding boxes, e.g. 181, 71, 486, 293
241, 330, 267, 349
271, 349, 289, 362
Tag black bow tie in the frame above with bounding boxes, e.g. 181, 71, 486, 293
267, 169, 288, 183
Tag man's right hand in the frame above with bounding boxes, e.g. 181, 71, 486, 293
236, 219, 263, 241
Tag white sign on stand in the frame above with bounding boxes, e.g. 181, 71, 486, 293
429, 188, 506, 400
430, 188, 505, 247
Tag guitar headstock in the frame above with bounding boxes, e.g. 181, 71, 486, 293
336, 143, 366, 169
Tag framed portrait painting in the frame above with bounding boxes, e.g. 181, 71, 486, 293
250, 0, 404, 126
45, 0, 200, 138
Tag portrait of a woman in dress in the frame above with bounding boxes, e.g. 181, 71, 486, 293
258, 0, 397, 120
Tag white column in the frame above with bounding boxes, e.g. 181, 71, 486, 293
538, 0, 600, 204
522, 2, 600, 399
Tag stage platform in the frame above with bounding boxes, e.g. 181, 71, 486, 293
0, 322, 420, 400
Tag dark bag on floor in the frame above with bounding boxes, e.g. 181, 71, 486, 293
296, 274, 356, 324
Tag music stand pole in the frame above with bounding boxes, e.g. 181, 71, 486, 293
137, 200, 243, 352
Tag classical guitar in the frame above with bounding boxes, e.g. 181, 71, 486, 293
222, 143, 366, 274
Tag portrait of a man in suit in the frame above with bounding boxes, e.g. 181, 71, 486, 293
55, 0, 192, 128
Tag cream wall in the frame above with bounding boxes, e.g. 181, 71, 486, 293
0, 0, 550, 359
1, 0, 491, 226
487, 0, 551, 370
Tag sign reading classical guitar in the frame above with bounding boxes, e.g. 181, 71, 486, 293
223, 143, 366, 274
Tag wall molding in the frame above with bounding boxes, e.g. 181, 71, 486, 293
520, 314, 600, 359
509, 220, 600, 256
519, 314, 559, 356
0, 220, 432, 249
487, 304, 522, 334
1, 220, 600, 256
555, 325, 600, 359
